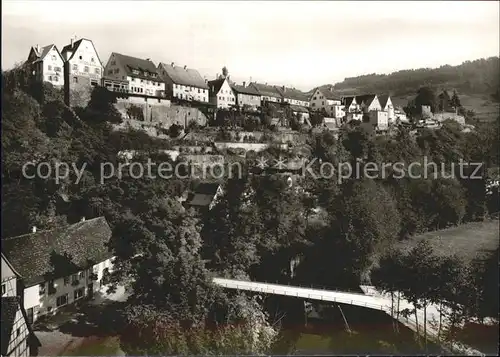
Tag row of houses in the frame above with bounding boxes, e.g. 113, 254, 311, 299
25, 37, 404, 130
1, 217, 116, 356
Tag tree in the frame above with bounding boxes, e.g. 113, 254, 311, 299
414, 86, 438, 114
201, 177, 261, 279
168, 124, 183, 138
450, 90, 462, 112
82, 86, 123, 124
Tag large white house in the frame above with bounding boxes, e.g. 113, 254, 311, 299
208, 77, 236, 109
1, 255, 40, 357
61, 37, 104, 107
2, 217, 115, 324
26, 44, 65, 87
104, 52, 166, 97
157, 62, 209, 103
310, 86, 344, 119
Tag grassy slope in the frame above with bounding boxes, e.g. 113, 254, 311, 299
394, 219, 499, 262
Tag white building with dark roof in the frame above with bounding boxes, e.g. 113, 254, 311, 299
26, 44, 64, 87
157, 62, 209, 103
310, 86, 344, 119
1, 217, 115, 324
60, 37, 104, 107
1, 255, 41, 357
104, 52, 165, 97
275, 86, 310, 108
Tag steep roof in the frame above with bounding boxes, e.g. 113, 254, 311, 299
158, 63, 208, 89
231, 83, 260, 96
61, 38, 103, 66
275, 86, 309, 102
1, 297, 20, 355
112, 52, 159, 80
2, 217, 113, 286
343, 96, 356, 108
208, 78, 228, 95
355, 94, 377, 107
250, 82, 282, 98
194, 182, 221, 195
320, 87, 341, 101
378, 94, 391, 109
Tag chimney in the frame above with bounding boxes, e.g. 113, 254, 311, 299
183, 65, 187, 70
32, 226, 37, 233
282, 85, 286, 92
146, 58, 151, 61
171, 62, 175, 67
216, 73, 219, 79
36, 44, 40, 53
80, 216, 86, 222
242, 81, 246, 88
70, 38, 74, 47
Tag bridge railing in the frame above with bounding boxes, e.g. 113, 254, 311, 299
212, 277, 373, 298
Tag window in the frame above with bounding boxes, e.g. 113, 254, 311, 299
48, 65, 52, 71
71, 274, 78, 284
55, 67, 61, 72
79, 55, 82, 60
73, 77, 78, 83
39, 283, 45, 295
17, 328, 20, 337
51, 55, 56, 61
63, 276, 69, 286
111, 60, 116, 65
141, 80, 144, 84
56, 294, 68, 307
72, 64, 78, 71
53, 76, 58, 82
78, 271, 85, 279
91, 57, 95, 63
48, 76, 52, 81
95, 68, 100, 74
74, 288, 84, 301
114, 68, 119, 74
108, 69, 113, 75
1, 284, 5, 296
313, 97, 317, 100
198, 88, 200, 93
84, 66, 89, 73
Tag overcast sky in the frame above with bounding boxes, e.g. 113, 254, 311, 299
2, 1, 499, 91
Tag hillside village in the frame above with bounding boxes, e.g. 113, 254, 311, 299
2, 33, 498, 357
23, 37, 473, 141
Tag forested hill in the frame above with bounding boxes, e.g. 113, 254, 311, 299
317, 57, 499, 99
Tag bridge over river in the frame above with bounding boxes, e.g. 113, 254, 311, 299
212, 277, 484, 356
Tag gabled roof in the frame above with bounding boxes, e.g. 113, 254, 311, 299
355, 94, 377, 107
61, 38, 103, 66
158, 62, 208, 89
1, 296, 20, 355
275, 86, 309, 102
231, 83, 260, 96
28, 44, 63, 64
208, 78, 229, 95
111, 52, 159, 80
249, 82, 282, 98
320, 87, 341, 101
343, 96, 356, 107
2, 217, 113, 287
378, 94, 391, 109
194, 182, 221, 195
186, 183, 221, 208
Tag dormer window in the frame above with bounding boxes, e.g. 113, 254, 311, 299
132, 69, 139, 75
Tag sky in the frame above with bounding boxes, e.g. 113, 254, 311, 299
2, 1, 499, 91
